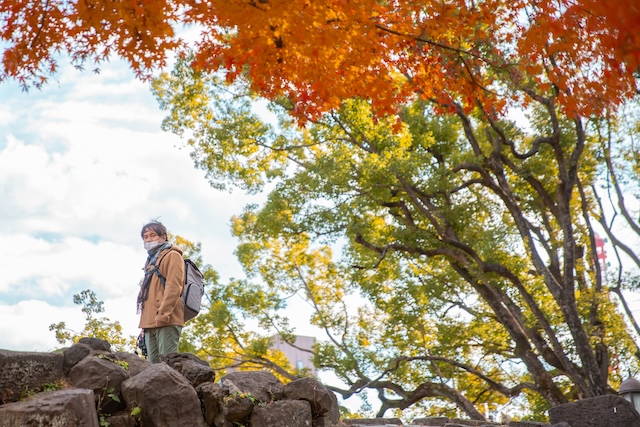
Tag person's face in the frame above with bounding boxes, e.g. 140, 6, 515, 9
142, 229, 167, 244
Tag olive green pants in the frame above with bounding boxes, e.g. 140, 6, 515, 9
144, 325, 182, 363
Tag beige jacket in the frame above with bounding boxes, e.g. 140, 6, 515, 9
138, 246, 185, 329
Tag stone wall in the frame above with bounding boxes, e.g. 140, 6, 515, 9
1, 337, 639, 427
0, 337, 338, 427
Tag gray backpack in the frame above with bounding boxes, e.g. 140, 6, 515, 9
153, 256, 205, 322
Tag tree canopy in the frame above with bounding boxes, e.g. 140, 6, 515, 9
149, 54, 640, 420
2, 0, 639, 118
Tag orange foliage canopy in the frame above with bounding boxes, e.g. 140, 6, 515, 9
1, 0, 638, 120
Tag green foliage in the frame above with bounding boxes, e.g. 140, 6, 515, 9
40, 382, 65, 392
226, 391, 264, 406
152, 54, 290, 194
49, 289, 136, 352
105, 387, 120, 403
130, 405, 142, 420
96, 383, 121, 426
96, 354, 129, 371
18, 379, 70, 401
151, 61, 640, 420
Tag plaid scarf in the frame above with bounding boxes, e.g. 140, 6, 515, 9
136, 241, 172, 314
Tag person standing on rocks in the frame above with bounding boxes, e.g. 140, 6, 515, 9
136, 220, 185, 363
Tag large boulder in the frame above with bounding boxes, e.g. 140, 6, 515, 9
121, 362, 206, 427
250, 399, 313, 427
0, 349, 64, 404
198, 381, 230, 427
160, 352, 215, 387
325, 387, 340, 424
63, 343, 92, 375
224, 389, 254, 425
67, 355, 130, 414
61, 338, 113, 376
221, 370, 285, 403
284, 376, 336, 417
77, 337, 111, 352
549, 394, 640, 427
0, 388, 98, 427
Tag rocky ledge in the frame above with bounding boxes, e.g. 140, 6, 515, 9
1, 337, 638, 427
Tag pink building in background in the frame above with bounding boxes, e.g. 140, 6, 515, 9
270, 335, 317, 376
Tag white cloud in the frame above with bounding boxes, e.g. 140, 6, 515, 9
0, 233, 141, 296
0, 59, 265, 352
0, 105, 16, 125
0, 300, 85, 352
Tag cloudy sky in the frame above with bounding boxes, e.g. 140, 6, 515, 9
0, 58, 285, 352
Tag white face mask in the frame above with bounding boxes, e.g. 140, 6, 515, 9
144, 240, 160, 251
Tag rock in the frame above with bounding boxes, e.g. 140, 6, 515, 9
0, 388, 98, 427
221, 370, 285, 403
160, 352, 215, 387
121, 362, 206, 427
313, 415, 334, 427
6, 338, 627, 427
446, 420, 494, 426
510, 421, 552, 427
410, 419, 499, 426
77, 337, 111, 352
442, 424, 489, 427
62, 343, 92, 375
198, 381, 230, 427
0, 344, 336, 427
549, 394, 640, 427
285, 376, 336, 417
103, 411, 137, 427
250, 399, 313, 427
67, 355, 129, 414
412, 417, 450, 425
327, 386, 340, 424
111, 351, 152, 377
224, 389, 255, 424
343, 418, 403, 425
0, 349, 64, 404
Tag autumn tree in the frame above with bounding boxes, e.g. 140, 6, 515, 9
151, 54, 640, 420
1, 0, 639, 118
6, 0, 640, 421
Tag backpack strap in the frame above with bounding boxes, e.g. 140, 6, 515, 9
153, 266, 166, 286
151, 248, 173, 287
